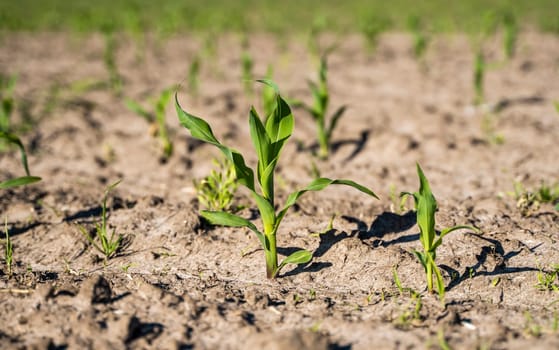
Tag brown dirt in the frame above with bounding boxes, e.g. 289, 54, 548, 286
1, 31, 559, 349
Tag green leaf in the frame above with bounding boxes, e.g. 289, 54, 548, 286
433, 225, 479, 250
327, 105, 346, 140
0, 130, 32, 176
276, 178, 378, 227
125, 98, 153, 122
249, 107, 271, 170
176, 93, 255, 190
413, 250, 427, 270
255, 79, 279, 94
264, 94, 294, 144
415, 163, 437, 249
0, 176, 41, 189
276, 249, 313, 275
175, 95, 221, 146
250, 191, 276, 234
200, 210, 265, 247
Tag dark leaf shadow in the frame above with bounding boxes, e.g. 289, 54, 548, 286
332, 129, 370, 162
444, 233, 540, 291
6, 221, 44, 237
493, 95, 544, 113
343, 211, 417, 246
63, 206, 102, 223
298, 129, 370, 161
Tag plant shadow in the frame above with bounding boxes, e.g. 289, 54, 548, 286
297, 129, 370, 162
443, 233, 541, 291
343, 211, 418, 247
278, 211, 417, 278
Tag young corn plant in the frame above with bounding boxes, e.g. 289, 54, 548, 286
78, 180, 124, 260
125, 87, 174, 160
502, 11, 518, 60
193, 157, 238, 212
0, 74, 16, 134
0, 131, 41, 189
103, 32, 123, 95
402, 163, 478, 301
300, 57, 346, 160
176, 80, 378, 279
188, 55, 201, 97
360, 14, 391, 54
407, 16, 429, 61
241, 51, 254, 95
4, 218, 13, 277
473, 49, 485, 105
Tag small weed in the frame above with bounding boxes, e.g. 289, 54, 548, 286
535, 265, 559, 292
481, 112, 505, 145
193, 157, 239, 212
78, 180, 124, 261
512, 181, 559, 216
125, 86, 175, 160
392, 267, 423, 327
524, 311, 543, 337
402, 163, 478, 301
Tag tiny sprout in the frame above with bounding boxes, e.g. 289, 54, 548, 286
78, 180, 125, 260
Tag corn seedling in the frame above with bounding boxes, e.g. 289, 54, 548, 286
78, 180, 124, 260
125, 87, 174, 160
554, 101, 559, 115
474, 49, 485, 105
241, 50, 254, 95
407, 16, 429, 61
0, 73, 16, 133
502, 11, 518, 60
103, 32, 123, 95
299, 57, 346, 159
308, 15, 328, 58
193, 157, 238, 212
176, 80, 378, 278
188, 55, 201, 96
402, 163, 478, 301
0, 131, 41, 189
360, 14, 391, 54
4, 218, 13, 277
